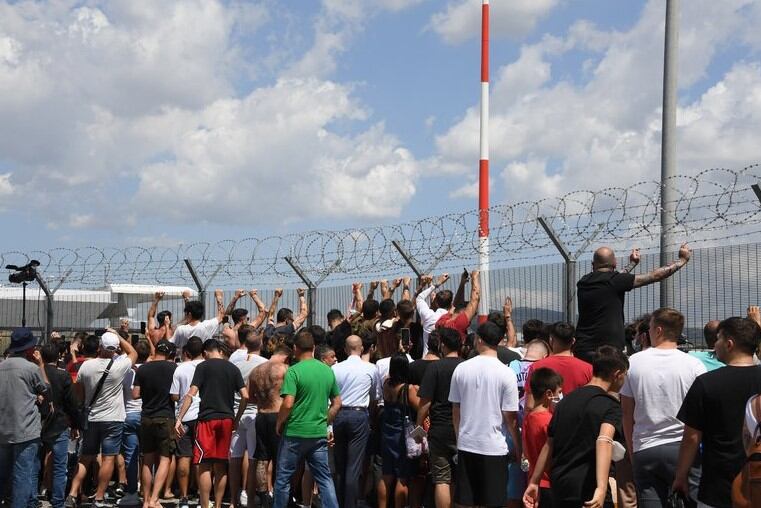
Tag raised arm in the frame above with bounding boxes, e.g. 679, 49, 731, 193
249, 289, 268, 329
415, 275, 437, 321
400, 277, 412, 302
351, 283, 364, 314
147, 291, 163, 332
214, 289, 225, 322
453, 269, 469, 309
633, 243, 691, 288
225, 289, 246, 317
367, 280, 379, 301
119, 336, 138, 366
380, 280, 391, 300
292, 288, 309, 329
463, 269, 481, 321
504, 297, 517, 347
267, 289, 283, 325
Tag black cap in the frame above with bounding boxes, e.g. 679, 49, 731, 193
156, 339, 174, 355
476, 321, 503, 347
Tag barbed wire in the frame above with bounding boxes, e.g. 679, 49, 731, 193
2, 164, 760, 288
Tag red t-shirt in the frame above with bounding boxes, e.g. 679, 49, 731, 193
66, 356, 86, 383
526, 355, 593, 397
435, 312, 471, 341
523, 409, 553, 488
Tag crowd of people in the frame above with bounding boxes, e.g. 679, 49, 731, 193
1, 243, 761, 508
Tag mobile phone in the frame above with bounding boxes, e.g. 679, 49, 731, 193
140, 321, 147, 335
401, 328, 411, 347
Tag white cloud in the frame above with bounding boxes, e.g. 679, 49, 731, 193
0, 0, 422, 229
429, 0, 559, 44
435, 0, 761, 204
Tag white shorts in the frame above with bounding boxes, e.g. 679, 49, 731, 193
229, 413, 257, 459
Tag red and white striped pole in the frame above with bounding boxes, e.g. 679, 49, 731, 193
478, 0, 490, 323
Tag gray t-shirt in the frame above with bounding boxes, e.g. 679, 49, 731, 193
233, 354, 267, 417
0, 357, 47, 444
77, 355, 133, 423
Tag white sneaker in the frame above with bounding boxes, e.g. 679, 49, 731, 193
240, 490, 248, 507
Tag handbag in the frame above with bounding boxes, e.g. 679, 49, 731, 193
76, 358, 114, 431
401, 384, 427, 459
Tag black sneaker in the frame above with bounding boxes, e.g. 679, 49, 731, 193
114, 483, 126, 498
64, 496, 78, 508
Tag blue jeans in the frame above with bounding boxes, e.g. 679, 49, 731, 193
122, 412, 141, 494
273, 437, 338, 508
333, 409, 370, 508
0, 438, 41, 508
50, 431, 70, 508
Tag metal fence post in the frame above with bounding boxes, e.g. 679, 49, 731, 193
34, 271, 53, 343
391, 241, 422, 278
184, 259, 223, 305
284, 256, 315, 327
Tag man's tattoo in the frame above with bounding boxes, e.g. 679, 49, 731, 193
622, 261, 637, 273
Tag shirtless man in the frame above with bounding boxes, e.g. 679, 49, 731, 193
249, 347, 290, 508
146, 290, 192, 344
223, 289, 269, 352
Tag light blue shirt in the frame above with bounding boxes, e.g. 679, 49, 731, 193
332, 355, 377, 408
688, 350, 725, 372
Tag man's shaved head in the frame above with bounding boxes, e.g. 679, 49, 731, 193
345, 335, 363, 354
593, 247, 617, 270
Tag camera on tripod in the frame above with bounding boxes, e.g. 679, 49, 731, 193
6, 260, 40, 284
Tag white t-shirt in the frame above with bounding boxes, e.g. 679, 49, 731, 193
122, 364, 142, 414
229, 348, 248, 364
170, 359, 203, 422
233, 353, 267, 417
620, 347, 707, 452
744, 394, 761, 452
448, 354, 519, 456
77, 355, 133, 423
171, 318, 220, 352
375, 354, 413, 401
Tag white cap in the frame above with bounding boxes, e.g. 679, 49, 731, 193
100, 331, 120, 350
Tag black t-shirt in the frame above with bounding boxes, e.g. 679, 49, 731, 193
677, 365, 761, 508
191, 358, 246, 421
418, 357, 464, 442
409, 359, 435, 386
548, 385, 623, 502
467, 345, 520, 365
575, 271, 635, 353
134, 360, 177, 419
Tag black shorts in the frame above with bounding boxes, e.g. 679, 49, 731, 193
139, 416, 176, 457
254, 412, 279, 462
454, 450, 508, 507
175, 420, 197, 458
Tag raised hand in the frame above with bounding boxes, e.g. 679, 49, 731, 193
678, 243, 692, 263
420, 274, 433, 286
629, 248, 641, 265
274, 288, 284, 298
436, 273, 450, 286
402, 276, 411, 287
248, 289, 258, 298
369, 281, 379, 291
297, 288, 306, 298
182, 289, 191, 300
470, 269, 480, 282
503, 297, 513, 319
234, 289, 245, 299
214, 289, 224, 300
748, 306, 761, 327
154, 291, 165, 301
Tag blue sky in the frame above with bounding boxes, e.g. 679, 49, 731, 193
0, 0, 759, 254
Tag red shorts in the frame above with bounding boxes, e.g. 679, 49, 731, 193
194, 418, 234, 463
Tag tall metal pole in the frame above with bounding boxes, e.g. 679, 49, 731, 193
478, 0, 491, 322
660, 0, 680, 308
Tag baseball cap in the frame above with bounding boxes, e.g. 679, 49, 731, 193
476, 321, 503, 347
100, 331, 120, 350
156, 339, 173, 355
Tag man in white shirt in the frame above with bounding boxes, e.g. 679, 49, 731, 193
171, 290, 226, 353
169, 336, 204, 508
332, 335, 377, 508
621, 308, 706, 507
449, 321, 520, 508
67, 332, 138, 508
416, 274, 451, 356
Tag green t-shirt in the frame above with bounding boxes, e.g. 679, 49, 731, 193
281, 358, 340, 438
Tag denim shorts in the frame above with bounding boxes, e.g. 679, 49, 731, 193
82, 421, 123, 456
